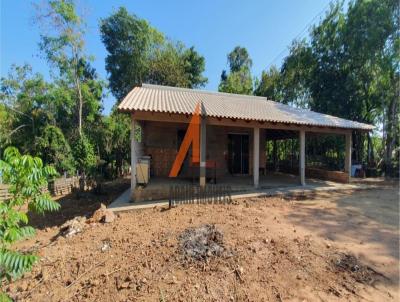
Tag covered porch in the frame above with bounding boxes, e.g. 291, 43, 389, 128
129, 113, 353, 202
118, 84, 372, 203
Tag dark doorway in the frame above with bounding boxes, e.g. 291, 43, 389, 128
228, 134, 249, 174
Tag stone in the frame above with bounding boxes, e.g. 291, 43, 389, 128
120, 282, 130, 289
60, 216, 86, 237
91, 203, 107, 222
101, 241, 111, 252
90, 203, 116, 224
103, 210, 116, 223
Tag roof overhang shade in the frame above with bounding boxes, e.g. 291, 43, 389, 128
118, 84, 374, 132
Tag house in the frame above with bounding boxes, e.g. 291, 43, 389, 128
118, 84, 373, 201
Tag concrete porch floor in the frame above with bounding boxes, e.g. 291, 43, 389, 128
108, 172, 378, 212
140, 172, 339, 191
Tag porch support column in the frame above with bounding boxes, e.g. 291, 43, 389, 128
345, 132, 352, 182
200, 117, 207, 187
299, 129, 306, 186
130, 116, 137, 195
253, 127, 260, 188
273, 140, 278, 171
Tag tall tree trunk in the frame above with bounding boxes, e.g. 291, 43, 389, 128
73, 49, 83, 137
77, 78, 83, 136
384, 95, 398, 177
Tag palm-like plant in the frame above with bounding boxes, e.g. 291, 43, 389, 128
0, 147, 60, 300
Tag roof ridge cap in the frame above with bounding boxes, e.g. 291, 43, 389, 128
141, 83, 274, 101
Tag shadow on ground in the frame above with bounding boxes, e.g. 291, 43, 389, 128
286, 187, 399, 283
28, 178, 130, 230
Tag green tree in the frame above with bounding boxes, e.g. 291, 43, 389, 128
100, 7, 164, 100
218, 67, 253, 95
100, 7, 207, 101
0, 147, 60, 299
100, 110, 131, 178
227, 46, 253, 72
280, 40, 315, 108
147, 42, 191, 87
182, 46, 208, 88
271, 0, 399, 172
219, 46, 253, 95
36, 125, 75, 174
0, 104, 12, 154
254, 65, 283, 102
0, 64, 54, 155
72, 134, 96, 175
148, 42, 207, 88
36, 0, 103, 136
309, 0, 398, 166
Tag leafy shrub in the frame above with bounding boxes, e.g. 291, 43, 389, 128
72, 134, 96, 175
36, 125, 75, 175
0, 147, 60, 299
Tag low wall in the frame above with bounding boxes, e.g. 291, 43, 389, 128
306, 168, 349, 183
274, 165, 349, 183
48, 177, 80, 195
48, 176, 97, 195
0, 176, 97, 202
134, 185, 170, 202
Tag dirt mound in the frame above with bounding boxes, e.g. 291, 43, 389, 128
178, 224, 229, 261
331, 252, 385, 284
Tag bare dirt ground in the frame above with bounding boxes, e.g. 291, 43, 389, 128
3, 182, 399, 302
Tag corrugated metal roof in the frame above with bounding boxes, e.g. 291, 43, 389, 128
118, 84, 374, 130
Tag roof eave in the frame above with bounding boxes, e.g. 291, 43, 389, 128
119, 108, 374, 131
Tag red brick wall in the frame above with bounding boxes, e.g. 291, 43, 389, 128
141, 121, 347, 183
143, 121, 179, 177
142, 122, 267, 178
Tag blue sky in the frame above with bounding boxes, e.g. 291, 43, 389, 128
1, 0, 334, 114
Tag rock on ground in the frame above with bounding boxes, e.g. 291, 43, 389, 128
60, 216, 87, 237
90, 203, 116, 223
